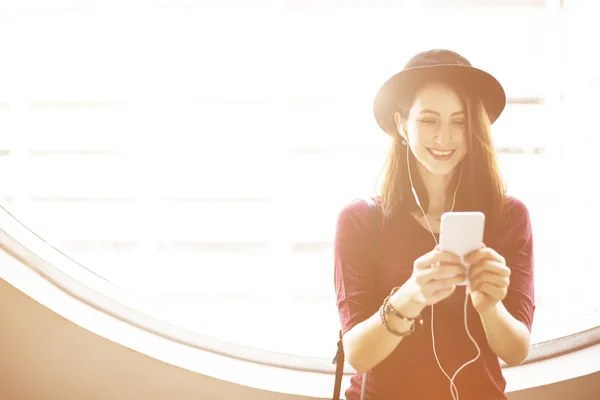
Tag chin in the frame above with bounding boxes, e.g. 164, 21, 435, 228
422, 162, 460, 177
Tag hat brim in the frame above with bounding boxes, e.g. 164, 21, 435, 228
373, 64, 506, 136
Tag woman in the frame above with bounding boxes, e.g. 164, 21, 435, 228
333, 49, 535, 400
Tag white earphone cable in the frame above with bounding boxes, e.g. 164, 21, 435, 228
405, 141, 480, 400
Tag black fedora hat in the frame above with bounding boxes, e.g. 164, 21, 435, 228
373, 49, 506, 136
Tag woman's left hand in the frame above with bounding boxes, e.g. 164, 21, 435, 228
464, 244, 511, 314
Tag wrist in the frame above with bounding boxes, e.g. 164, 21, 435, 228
479, 301, 502, 320
389, 285, 425, 319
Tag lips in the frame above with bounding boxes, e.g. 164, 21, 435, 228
427, 147, 455, 160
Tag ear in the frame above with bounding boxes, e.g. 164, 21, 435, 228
394, 112, 407, 140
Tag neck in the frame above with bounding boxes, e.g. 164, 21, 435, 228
417, 165, 456, 216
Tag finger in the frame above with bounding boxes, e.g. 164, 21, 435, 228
429, 264, 467, 280
422, 274, 466, 296
465, 247, 505, 265
481, 247, 505, 264
428, 250, 462, 266
416, 250, 461, 270
430, 285, 456, 302
464, 248, 484, 264
469, 271, 509, 290
469, 261, 511, 280
465, 245, 483, 261
416, 264, 465, 285
473, 282, 506, 301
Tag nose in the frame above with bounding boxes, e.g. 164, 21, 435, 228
433, 122, 453, 147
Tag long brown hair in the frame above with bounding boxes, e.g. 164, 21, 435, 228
378, 80, 507, 221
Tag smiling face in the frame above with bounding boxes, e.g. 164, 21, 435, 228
381, 79, 506, 219
397, 81, 468, 179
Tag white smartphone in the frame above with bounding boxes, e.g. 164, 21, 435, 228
438, 211, 486, 286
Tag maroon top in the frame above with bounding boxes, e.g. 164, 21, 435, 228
334, 196, 535, 400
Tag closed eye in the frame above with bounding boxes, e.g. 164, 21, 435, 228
418, 119, 437, 125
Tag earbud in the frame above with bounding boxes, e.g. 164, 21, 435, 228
397, 122, 408, 146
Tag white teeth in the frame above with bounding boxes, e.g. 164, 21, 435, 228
429, 148, 453, 156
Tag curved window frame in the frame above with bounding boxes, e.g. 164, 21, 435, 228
1, 203, 600, 397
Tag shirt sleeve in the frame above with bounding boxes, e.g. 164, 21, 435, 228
333, 199, 380, 336
496, 196, 536, 332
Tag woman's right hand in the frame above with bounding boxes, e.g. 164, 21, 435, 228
393, 246, 467, 310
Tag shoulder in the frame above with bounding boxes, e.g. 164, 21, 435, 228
489, 195, 533, 242
335, 197, 380, 233
499, 195, 531, 223
337, 197, 371, 223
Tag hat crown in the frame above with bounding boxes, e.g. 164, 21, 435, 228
404, 49, 472, 70
373, 48, 506, 135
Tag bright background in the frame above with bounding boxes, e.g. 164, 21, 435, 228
1, 0, 599, 358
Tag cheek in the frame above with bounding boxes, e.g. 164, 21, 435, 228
455, 131, 468, 149
457, 141, 468, 162
408, 124, 429, 144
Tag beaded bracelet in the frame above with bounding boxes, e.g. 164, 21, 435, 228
379, 298, 415, 337
379, 287, 423, 337
385, 286, 423, 324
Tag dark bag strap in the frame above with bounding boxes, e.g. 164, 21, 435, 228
332, 198, 381, 400
332, 329, 345, 400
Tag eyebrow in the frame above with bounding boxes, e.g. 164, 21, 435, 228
420, 109, 465, 117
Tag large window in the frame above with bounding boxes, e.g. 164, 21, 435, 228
1, 0, 599, 361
